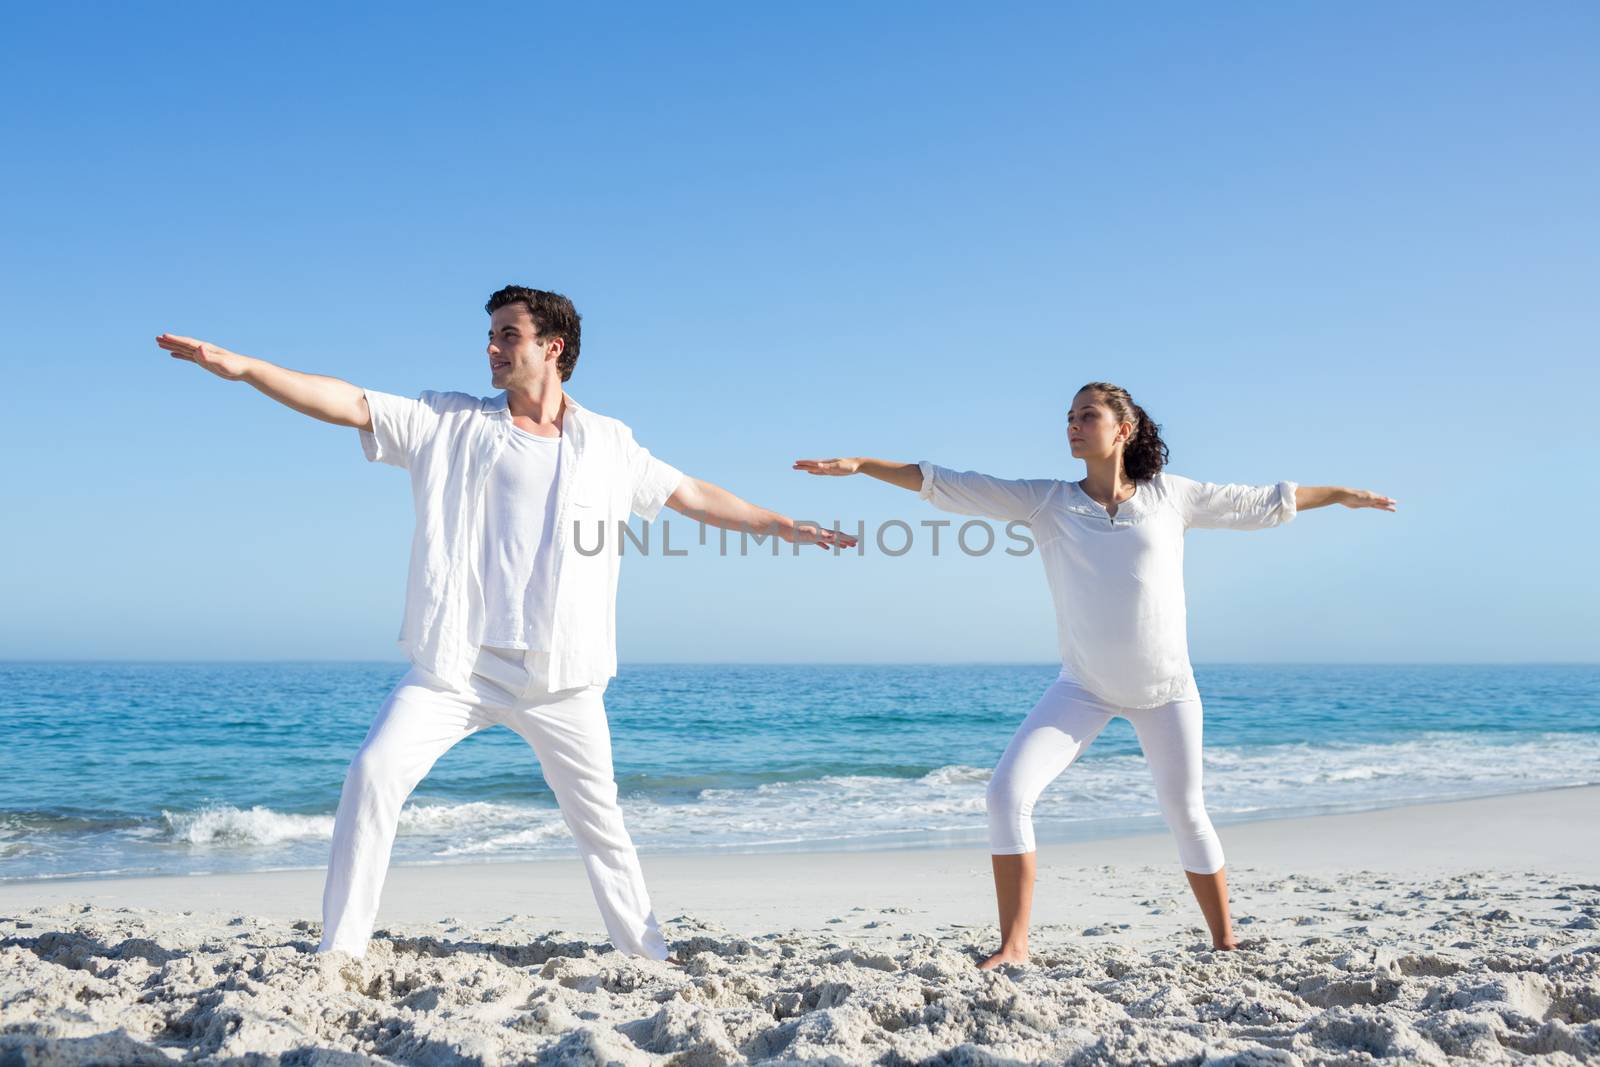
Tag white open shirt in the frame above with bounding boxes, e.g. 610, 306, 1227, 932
361, 388, 683, 692
918, 463, 1297, 709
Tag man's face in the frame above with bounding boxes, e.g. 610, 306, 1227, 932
487, 303, 561, 390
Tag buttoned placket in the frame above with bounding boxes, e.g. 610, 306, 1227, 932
1064, 500, 1127, 528
1066, 483, 1148, 529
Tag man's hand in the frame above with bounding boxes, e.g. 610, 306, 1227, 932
666, 476, 859, 551
154, 334, 369, 428
157, 334, 252, 381
1338, 488, 1397, 512
784, 520, 859, 551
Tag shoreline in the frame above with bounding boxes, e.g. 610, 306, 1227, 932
5, 784, 1595, 938
10, 777, 1591, 887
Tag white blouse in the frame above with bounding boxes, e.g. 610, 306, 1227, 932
918, 464, 1298, 709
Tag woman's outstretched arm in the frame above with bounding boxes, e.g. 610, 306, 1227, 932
793, 457, 922, 490
1172, 476, 1394, 530
796, 457, 1056, 522
1295, 486, 1397, 512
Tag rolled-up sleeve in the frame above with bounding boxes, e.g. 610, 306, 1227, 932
917, 461, 1054, 523
358, 388, 445, 470
627, 433, 685, 521
1171, 474, 1298, 530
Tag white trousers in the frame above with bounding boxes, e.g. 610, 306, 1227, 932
986, 672, 1225, 874
317, 646, 668, 959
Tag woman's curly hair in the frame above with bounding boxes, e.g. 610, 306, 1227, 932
1079, 381, 1169, 482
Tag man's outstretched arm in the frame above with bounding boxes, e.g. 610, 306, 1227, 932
155, 333, 371, 430
665, 477, 858, 550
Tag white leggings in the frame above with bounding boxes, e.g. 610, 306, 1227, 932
318, 646, 668, 960
986, 672, 1225, 874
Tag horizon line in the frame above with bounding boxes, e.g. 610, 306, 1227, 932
1, 659, 1596, 668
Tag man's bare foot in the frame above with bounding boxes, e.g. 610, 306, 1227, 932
1211, 939, 1239, 951
977, 946, 1028, 970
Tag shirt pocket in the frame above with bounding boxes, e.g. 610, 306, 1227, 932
570, 484, 627, 518
568, 449, 630, 515
565, 455, 609, 512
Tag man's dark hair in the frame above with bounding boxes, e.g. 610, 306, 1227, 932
485, 286, 582, 382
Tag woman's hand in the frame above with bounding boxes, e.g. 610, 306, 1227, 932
796, 457, 923, 492
792, 457, 863, 477
1295, 485, 1397, 512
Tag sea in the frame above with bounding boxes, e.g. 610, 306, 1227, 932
1, 663, 1595, 882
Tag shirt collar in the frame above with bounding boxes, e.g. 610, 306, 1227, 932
1065, 478, 1155, 522
487, 390, 584, 418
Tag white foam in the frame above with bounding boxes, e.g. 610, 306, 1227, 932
161, 806, 334, 846
157, 799, 553, 848
67, 731, 1600, 873
435, 821, 572, 856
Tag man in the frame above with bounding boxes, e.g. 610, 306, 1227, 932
156, 285, 852, 961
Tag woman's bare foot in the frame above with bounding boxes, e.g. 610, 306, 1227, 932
977, 945, 1028, 970
1211, 938, 1239, 951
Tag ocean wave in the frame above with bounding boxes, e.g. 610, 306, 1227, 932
10, 731, 1599, 878
156, 799, 564, 847
918, 765, 993, 786
435, 821, 572, 856
160, 806, 334, 846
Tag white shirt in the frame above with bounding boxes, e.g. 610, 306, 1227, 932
480, 424, 562, 651
360, 388, 684, 692
918, 464, 1298, 709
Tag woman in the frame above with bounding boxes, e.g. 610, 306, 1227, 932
795, 381, 1394, 968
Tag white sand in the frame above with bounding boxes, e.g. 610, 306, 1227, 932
3, 787, 1597, 1065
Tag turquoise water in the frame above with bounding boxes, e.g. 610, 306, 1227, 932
1, 662, 1595, 881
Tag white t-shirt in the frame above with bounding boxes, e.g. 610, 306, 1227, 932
359, 388, 684, 691
480, 424, 562, 650
919, 465, 1298, 709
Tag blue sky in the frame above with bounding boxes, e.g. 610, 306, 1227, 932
2, 2, 1595, 664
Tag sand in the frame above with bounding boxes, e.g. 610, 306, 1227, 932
3, 787, 1598, 1065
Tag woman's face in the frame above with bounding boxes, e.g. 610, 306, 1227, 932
1066, 390, 1131, 461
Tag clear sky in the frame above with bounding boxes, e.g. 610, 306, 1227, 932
2, 2, 1595, 664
